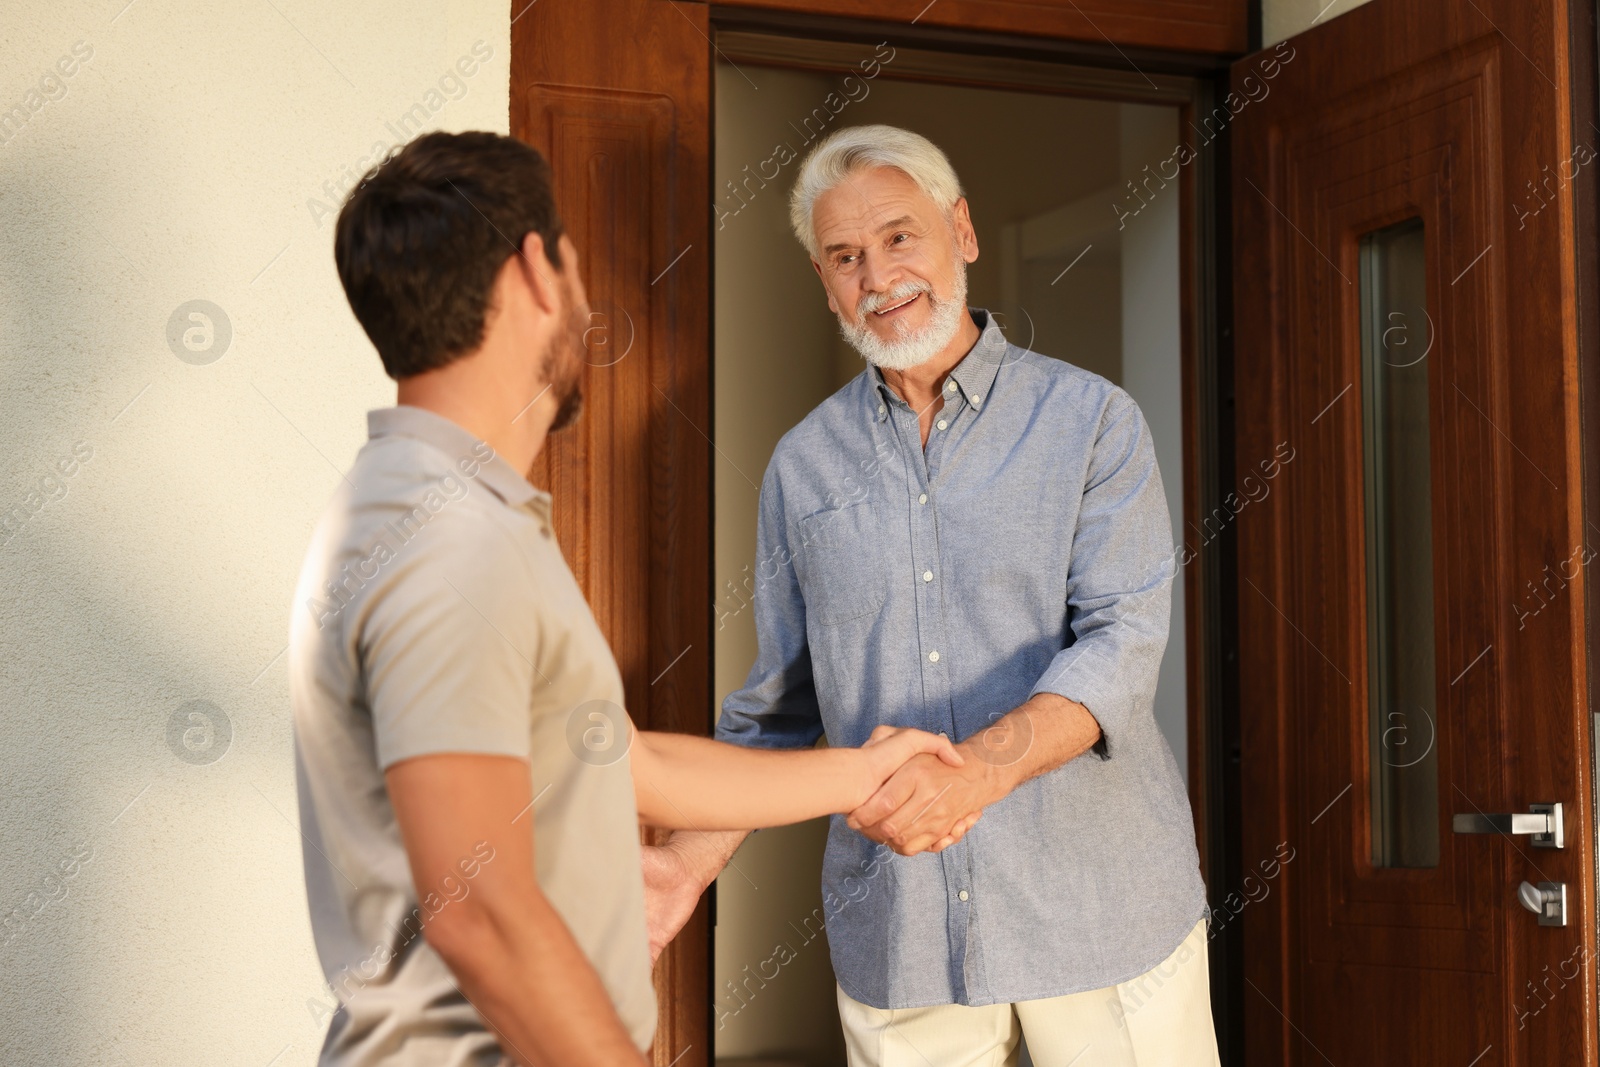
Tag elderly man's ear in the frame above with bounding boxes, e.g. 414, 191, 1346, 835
950, 197, 979, 262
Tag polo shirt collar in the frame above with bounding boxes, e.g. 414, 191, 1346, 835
366, 405, 550, 517
869, 307, 1010, 422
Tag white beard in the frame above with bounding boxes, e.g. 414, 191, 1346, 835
837, 259, 969, 372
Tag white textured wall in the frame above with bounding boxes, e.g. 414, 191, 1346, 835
0, 3, 508, 1063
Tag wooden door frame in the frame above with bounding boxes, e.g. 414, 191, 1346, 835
1571, 0, 1600, 1002
511, 4, 1257, 1063
707, 10, 1250, 1059
1563, 4, 1600, 1057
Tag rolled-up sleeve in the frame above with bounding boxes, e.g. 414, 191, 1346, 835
1030, 388, 1174, 758
715, 464, 825, 750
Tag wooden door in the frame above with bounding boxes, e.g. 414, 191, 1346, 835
512, 1, 712, 1064
715, 0, 1246, 54
1233, 1, 1596, 1064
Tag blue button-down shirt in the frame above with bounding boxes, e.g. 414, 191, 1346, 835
716, 307, 1207, 1009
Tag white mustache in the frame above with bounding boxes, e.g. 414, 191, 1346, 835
858, 282, 932, 316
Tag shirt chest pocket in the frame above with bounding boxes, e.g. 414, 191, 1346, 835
795, 502, 887, 625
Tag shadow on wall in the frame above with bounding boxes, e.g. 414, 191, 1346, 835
1, 134, 335, 1061
0, 7, 512, 1065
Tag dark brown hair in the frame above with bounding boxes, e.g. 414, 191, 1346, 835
334, 131, 565, 379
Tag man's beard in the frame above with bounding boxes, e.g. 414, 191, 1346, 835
836, 258, 968, 372
543, 289, 586, 433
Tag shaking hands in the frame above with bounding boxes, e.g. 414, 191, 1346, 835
850, 724, 990, 856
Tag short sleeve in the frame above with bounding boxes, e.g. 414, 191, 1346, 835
359, 514, 537, 770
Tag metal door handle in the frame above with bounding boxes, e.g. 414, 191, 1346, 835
1450, 802, 1564, 848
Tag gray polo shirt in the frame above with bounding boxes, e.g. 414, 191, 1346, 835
288, 405, 656, 1065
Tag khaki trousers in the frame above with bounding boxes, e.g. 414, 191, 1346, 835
836, 918, 1221, 1067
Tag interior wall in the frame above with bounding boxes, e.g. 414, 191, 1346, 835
1117, 102, 1187, 781
1261, 0, 1376, 46
0, 3, 508, 1063
713, 60, 848, 1067
1016, 241, 1122, 387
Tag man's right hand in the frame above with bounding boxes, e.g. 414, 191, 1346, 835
640, 839, 708, 964
639, 830, 749, 963
859, 725, 983, 853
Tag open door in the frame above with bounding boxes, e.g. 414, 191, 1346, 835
512, 1, 713, 1064
1233, 1, 1596, 1063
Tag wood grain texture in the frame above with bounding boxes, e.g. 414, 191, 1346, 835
512, 1, 713, 1063
1177, 92, 1209, 869
715, 0, 1247, 55
1232, 3, 1594, 1064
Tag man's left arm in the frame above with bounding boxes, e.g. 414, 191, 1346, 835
849, 389, 1174, 854
631, 722, 966, 830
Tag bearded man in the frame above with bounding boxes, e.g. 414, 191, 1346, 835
288, 130, 966, 1067
644, 124, 1221, 1066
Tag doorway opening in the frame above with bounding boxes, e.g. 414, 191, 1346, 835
708, 32, 1232, 1066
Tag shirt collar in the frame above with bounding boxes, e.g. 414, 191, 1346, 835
869, 307, 1010, 422
366, 405, 552, 520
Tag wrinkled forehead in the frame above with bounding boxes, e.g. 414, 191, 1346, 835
811, 166, 947, 250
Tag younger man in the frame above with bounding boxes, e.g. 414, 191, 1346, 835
288, 131, 973, 1067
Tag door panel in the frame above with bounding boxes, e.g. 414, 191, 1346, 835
714, 0, 1246, 55
1291, 44, 1500, 982
1234, 3, 1593, 1065
511, 2, 712, 1064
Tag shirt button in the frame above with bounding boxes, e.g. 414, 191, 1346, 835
928, 650, 940, 662
918, 493, 928, 505
878, 404, 886, 417
946, 380, 957, 392
958, 890, 970, 902
922, 570, 933, 582
936, 419, 948, 430
939, 730, 948, 738
972, 394, 982, 405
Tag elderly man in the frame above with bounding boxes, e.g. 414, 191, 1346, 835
644, 125, 1218, 1064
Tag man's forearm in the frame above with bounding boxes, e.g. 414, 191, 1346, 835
432, 893, 646, 1067
634, 731, 877, 829
976, 692, 1103, 793
632, 727, 958, 830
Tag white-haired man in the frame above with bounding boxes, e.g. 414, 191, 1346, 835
643, 125, 1219, 1064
